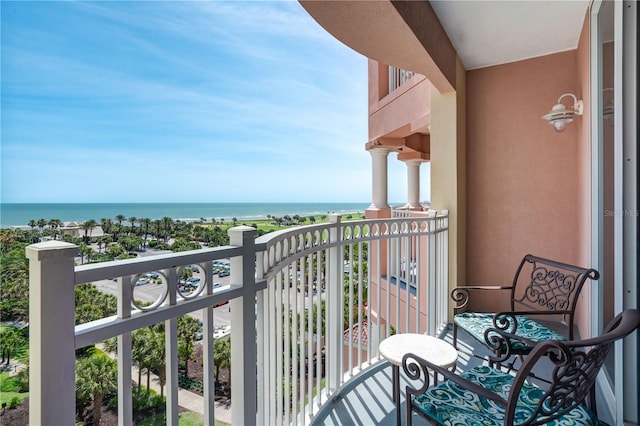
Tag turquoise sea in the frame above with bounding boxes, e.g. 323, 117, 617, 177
0, 202, 369, 228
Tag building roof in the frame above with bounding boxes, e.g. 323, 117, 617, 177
343, 319, 368, 346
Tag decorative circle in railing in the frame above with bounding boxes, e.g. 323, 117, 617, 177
131, 271, 168, 311
343, 225, 353, 240
297, 233, 305, 251
390, 222, 399, 235
305, 231, 313, 249
400, 221, 409, 234
177, 263, 206, 299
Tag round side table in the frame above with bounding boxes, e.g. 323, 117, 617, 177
379, 333, 458, 426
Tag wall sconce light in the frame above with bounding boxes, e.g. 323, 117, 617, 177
542, 93, 584, 131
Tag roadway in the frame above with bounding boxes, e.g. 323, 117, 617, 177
91, 272, 232, 328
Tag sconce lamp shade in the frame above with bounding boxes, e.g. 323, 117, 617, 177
542, 93, 584, 131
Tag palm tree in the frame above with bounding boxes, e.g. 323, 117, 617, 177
132, 329, 152, 390
177, 316, 201, 377
100, 218, 113, 240
128, 216, 137, 235
75, 354, 117, 426
214, 337, 231, 389
0, 327, 26, 365
27, 219, 36, 231
85, 246, 95, 263
78, 243, 90, 265
140, 218, 151, 248
48, 218, 62, 239
162, 216, 173, 243
115, 214, 125, 241
153, 219, 162, 240
81, 219, 97, 243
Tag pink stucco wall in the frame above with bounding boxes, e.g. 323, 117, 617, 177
466, 50, 584, 312
368, 59, 430, 140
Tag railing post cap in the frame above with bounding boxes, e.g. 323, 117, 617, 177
25, 241, 78, 261
228, 225, 257, 234
227, 225, 257, 242
329, 214, 341, 224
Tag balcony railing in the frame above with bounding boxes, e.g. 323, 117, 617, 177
27, 213, 448, 425
388, 66, 415, 94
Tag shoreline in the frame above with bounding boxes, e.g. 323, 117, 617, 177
0, 211, 368, 231
0, 202, 371, 229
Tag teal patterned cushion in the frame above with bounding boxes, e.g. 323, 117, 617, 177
412, 366, 599, 425
455, 313, 566, 351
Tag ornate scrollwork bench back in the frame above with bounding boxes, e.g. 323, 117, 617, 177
451, 254, 600, 364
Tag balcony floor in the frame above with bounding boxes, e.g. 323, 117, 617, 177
312, 327, 504, 426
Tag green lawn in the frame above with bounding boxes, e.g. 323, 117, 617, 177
0, 325, 29, 363
0, 326, 30, 406
0, 371, 28, 406
138, 411, 228, 426
204, 212, 365, 234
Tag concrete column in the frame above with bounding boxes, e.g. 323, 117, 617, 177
26, 241, 78, 425
369, 147, 391, 209
229, 225, 258, 426
404, 159, 423, 209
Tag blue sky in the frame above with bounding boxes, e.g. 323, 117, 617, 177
1, 1, 422, 204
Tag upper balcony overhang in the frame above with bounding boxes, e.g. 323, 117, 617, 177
366, 133, 430, 161
299, 0, 456, 93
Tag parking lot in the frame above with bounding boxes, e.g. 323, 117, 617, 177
91, 269, 232, 328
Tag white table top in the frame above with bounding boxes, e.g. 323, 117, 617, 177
378, 333, 457, 368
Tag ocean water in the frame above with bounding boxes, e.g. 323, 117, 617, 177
0, 202, 369, 228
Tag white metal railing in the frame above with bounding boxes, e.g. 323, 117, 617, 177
389, 66, 415, 94
391, 206, 434, 218
255, 214, 448, 424
27, 214, 448, 425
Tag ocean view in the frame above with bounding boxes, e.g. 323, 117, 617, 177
0, 202, 370, 228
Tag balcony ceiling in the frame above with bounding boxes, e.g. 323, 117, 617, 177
301, 0, 590, 80
430, 0, 590, 70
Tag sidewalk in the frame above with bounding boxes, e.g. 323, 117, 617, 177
130, 365, 232, 424
98, 344, 231, 424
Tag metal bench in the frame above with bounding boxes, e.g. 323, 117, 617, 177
403, 309, 640, 426
451, 254, 599, 366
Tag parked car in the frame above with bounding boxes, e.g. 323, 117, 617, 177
144, 272, 159, 279
213, 300, 229, 308
135, 277, 150, 286
218, 269, 230, 277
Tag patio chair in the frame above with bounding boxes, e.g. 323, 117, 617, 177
402, 309, 640, 426
451, 254, 599, 366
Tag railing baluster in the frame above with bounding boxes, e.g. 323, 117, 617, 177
117, 274, 133, 426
